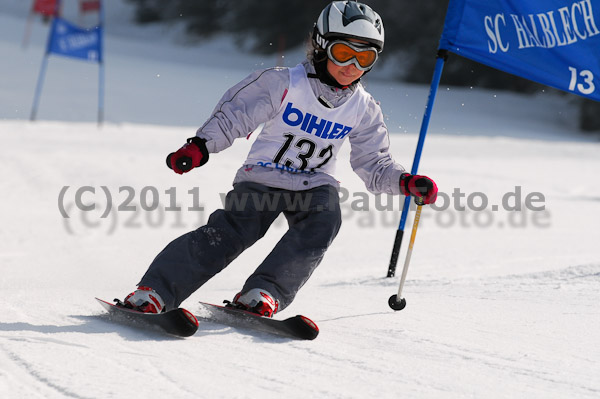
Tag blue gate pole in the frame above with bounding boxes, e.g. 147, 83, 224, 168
97, 0, 105, 126
98, 60, 105, 126
30, 0, 61, 122
30, 53, 50, 121
387, 50, 448, 277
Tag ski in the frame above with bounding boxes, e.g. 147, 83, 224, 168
196, 302, 319, 340
96, 298, 199, 337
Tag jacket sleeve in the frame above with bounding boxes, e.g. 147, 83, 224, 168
195, 67, 289, 153
348, 96, 406, 195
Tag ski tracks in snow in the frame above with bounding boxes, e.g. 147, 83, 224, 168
0, 339, 92, 399
306, 263, 600, 397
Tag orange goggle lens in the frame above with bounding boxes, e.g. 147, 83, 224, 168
328, 42, 378, 69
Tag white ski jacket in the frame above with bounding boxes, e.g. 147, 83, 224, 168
195, 59, 406, 195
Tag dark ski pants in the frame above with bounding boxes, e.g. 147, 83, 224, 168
138, 182, 342, 311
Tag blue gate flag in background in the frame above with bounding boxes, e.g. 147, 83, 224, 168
31, 0, 105, 125
440, 0, 600, 101
47, 17, 102, 62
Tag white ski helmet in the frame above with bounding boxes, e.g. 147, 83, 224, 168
314, 1, 384, 52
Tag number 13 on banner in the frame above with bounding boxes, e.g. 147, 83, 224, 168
568, 67, 595, 95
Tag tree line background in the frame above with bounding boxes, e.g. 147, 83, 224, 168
126, 0, 599, 132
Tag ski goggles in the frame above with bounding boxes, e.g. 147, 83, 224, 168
326, 40, 379, 71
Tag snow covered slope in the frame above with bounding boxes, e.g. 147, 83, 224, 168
1, 2, 599, 398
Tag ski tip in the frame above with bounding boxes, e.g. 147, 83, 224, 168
299, 315, 319, 332
296, 315, 319, 340
181, 308, 199, 327
95, 297, 115, 311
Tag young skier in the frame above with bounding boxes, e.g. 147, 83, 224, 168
122, 1, 438, 317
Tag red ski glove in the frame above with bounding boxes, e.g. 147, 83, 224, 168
166, 137, 209, 174
400, 173, 438, 204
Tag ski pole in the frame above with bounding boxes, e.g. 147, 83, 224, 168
389, 196, 424, 311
